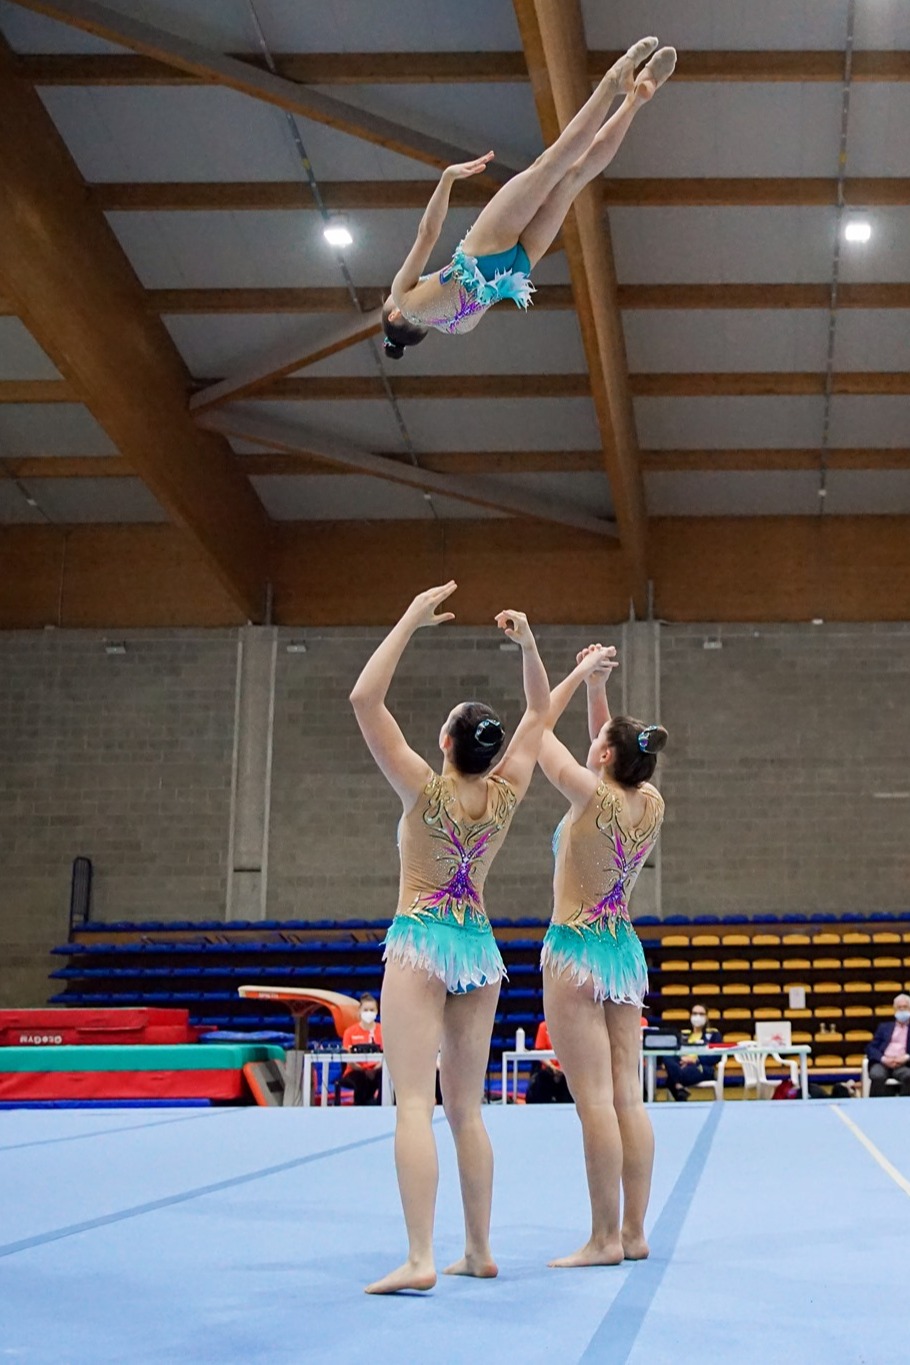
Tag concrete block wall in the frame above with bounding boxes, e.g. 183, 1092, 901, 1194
0, 630, 237, 1005
2, 621, 909, 1007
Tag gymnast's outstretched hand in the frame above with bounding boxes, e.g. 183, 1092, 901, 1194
442, 151, 495, 182
403, 581, 457, 629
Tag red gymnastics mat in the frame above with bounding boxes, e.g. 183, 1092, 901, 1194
0, 1043, 283, 1102
0, 1008, 201, 1048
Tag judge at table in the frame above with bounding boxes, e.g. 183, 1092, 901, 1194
664, 1003, 722, 1101
341, 993, 383, 1105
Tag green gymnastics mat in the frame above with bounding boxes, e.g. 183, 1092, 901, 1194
0, 1044, 284, 1072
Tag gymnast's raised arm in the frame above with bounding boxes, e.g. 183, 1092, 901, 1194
389, 153, 495, 305
490, 609, 549, 801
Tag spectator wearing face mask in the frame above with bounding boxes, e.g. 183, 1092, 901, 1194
867, 994, 910, 1098
341, 993, 384, 1105
664, 1003, 723, 1101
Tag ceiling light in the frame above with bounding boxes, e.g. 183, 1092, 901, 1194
104, 642, 127, 655
285, 641, 308, 654
323, 216, 353, 248
844, 218, 871, 244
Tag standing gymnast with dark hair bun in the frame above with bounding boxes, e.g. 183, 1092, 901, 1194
350, 582, 549, 1294
381, 36, 676, 358
536, 643, 667, 1269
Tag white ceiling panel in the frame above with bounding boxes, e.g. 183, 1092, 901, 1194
838, 211, 910, 282
849, 87, 910, 177
476, 469, 613, 517
19, 478, 168, 524
256, 0, 522, 53
252, 473, 451, 520
611, 208, 839, 284
833, 312, 910, 372
823, 469, 910, 515
107, 208, 479, 289
829, 396, 910, 448
623, 310, 830, 373
0, 320, 62, 381
0, 405, 117, 457
646, 470, 822, 516
0, 480, 44, 525
399, 397, 602, 452
610, 85, 842, 180
163, 314, 362, 377
39, 87, 434, 184
581, 0, 852, 50
635, 396, 825, 449
226, 399, 407, 453
312, 83, 543, 170
854, 0, 910, 50
0, 1, 126, 51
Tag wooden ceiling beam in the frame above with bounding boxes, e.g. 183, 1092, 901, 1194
13, 50, 910, 86
198, 409, 617, 538
90, 177, 910, 212
0, 36, 272, 619
189, 308, 382, 413
144, 285, 576, 314
11, 0, 518, 181
8, 448, 909, 481
513, 0, 648, 611
12, 373, 910, 405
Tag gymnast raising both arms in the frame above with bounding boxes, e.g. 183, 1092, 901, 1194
537, 644, 667, 1268
381, 36, 676, 356
350, 583, 549, 1295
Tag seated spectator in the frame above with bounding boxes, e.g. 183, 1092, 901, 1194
526, 1018, 573, 1104
867, 994, 910, 1098
341, 993, 383, 1105
665, 1003, 723, 1101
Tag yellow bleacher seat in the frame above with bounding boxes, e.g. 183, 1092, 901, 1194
816, 1006, 843, 1019
843, 957, 872, 969
843, 932, 871, 945
753, 958, 781, 970
791, 1031, 813, 1043
754, 1007, 783, 1020
691, 983, 721, 996
904, 932, 910, 943
663, 935, 689, 948
814, 958, 841, 970
876, 1005, 895, 1018
663, 960, 689, 972
814, 1054, 845, 1068
844, 981, 872, 993
873, 957, 901, 968
844, 1006, 868, 1018
722, 1008, 751, 1020
814, 982, 841, 994
846, 1054, 865, 1067
663, 1009, 689, 1021
877, 981, 903, 995
783, 958, 811, 970
782, 933, 811, 945
904, 957, 910, 968
722, 934, 750, 946
873, 932, 900, 944
753, 934, 781, 946
821, 1031, 844, 1043
722, 959, 751, 971
724, 1031, 752, 1042
721, 983, 750, 996
662, 984, 689, 996
784, 981, 810, 992
754, 983, 782, 995
845, 1030, 873, 1042
814, 933, 840, 945
692, 935, 720, 947
691, 959, 720, 971
784, 1009, 812, 1020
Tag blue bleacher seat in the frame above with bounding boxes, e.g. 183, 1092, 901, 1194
810, 913, 837, 922
664, 916, 689, 925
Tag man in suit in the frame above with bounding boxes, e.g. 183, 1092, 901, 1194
867, 994, 910, 1097
665, 1003, 723, 1101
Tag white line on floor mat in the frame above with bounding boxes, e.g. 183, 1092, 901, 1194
831, 1104, 910, 1198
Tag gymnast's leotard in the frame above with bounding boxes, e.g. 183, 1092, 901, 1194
541, 780, 665, 1007
383, 772, 517, 993
398, 239, 535, 336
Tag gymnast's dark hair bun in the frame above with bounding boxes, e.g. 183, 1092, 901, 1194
606, 716, 668, 786
383, 339, 406, 360
448, 702, 506, 775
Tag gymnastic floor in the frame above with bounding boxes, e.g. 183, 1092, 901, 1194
1, 1100, 905, 1364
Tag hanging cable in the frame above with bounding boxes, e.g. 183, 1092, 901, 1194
818, 0, 858, 517
244, 1, 439, 519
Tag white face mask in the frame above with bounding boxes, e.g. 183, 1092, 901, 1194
690, 1014, 707, 1029
360, 1009, 377, 1026
895, 1010, 910, 1024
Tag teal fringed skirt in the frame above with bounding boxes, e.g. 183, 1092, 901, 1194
541, 921, 648, 1008
384, 913, 506, 995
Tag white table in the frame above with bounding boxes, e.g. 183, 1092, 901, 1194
283, 1050, 392, 1108
500, 1049, 558, 1105
643, 1043, 811, 1103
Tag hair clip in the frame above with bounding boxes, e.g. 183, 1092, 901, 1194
475, 718, 503, 748
637, 726, 655, 752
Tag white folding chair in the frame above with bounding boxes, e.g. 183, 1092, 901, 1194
861, 1056, 900, 1098
735, 1045, 797, 1100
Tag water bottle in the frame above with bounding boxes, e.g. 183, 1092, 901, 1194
516, 1027, 526, 1053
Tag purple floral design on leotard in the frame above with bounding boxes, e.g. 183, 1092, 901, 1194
405, 776, 516, 927
585, 833, 649, 938
421, 824, 494, 923
424, 278, 487, 334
